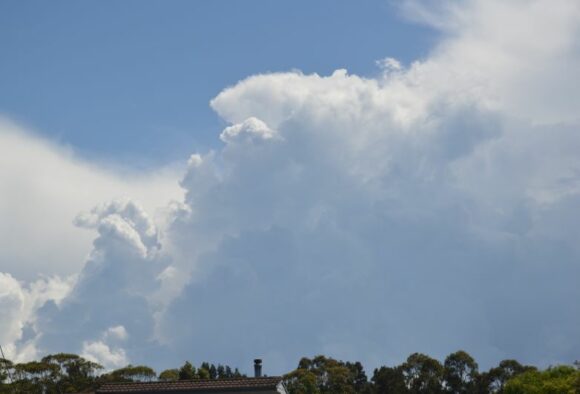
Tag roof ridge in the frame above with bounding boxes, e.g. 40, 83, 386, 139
96, 376, 284, 393
100, 376, 282, 384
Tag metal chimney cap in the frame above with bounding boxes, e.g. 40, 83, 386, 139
253, 359, 263, 378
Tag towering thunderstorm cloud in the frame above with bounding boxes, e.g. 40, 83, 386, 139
1, 0, 580, 373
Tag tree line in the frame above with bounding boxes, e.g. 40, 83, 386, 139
0, 351, 579, 393
284, 353, 580, 394
0, 354, 242, 393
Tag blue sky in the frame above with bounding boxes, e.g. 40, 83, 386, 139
0, 0, 434, 165
2, 0, 580, 377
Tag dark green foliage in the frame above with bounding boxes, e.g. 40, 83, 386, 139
401, 353, 444, 394
209, 363, 217, 379
372, 366, 407, 394
159, 368, 179, 381
197, 366, 210, 379
216, 363, 242, 379
197, 362, 213, 379
503, 365, 579, 394
0, 353, 102, 393
176, 361, 242, 381
443, 350, 478, 393
103, 364, 157, 382
284, 355, 371, 394
0, 355, 243, 392
284, 368, 320, 394
178, 361, 196, 380
347, 361, 370, 393
484, 359, 536, 393
1, 350, 578, 394
217, 364, 225, 378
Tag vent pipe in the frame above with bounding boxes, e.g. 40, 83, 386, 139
254, 359, 262, 378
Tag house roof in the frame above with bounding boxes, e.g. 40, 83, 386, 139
96, 377, 284, 393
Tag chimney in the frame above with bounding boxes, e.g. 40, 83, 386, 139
254, 359, 262, 378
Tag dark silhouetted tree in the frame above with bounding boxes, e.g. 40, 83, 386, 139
372, 366, 408, 394
401, 353, 443, 394
209, 364, 218, 379
284, 355, 368, 394
486, 359, 535, 393
179, 361, 196, 380
104, 365, 156, 382
443, 350, 478, 393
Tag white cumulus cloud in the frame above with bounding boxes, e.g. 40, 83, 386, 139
2, 0, 580, 375
0, 118, 182, 280
82, 340, 128, 370
0, 273, 73, 361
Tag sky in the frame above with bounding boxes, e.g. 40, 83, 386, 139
0, 0, 434, 165
1, 0, 580, 377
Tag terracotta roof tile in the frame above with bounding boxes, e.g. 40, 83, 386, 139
96, 377, 283, 393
